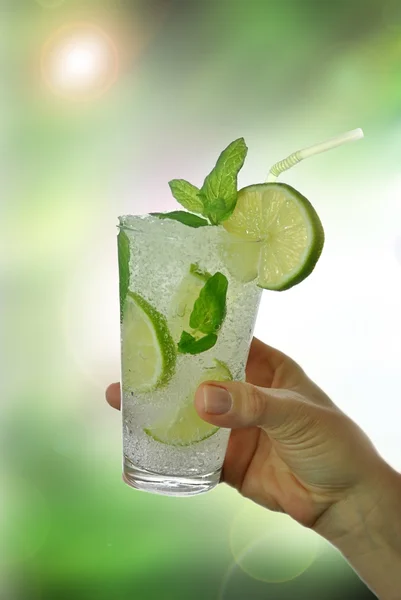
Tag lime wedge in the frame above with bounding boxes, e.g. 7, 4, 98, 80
222, 183, 324, 290
144, 360, 232, 446
168, 264, 210, 341
122, 292, 176, 392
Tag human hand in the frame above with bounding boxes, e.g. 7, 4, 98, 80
106, 338, 401, 599
106, 338, 387, 529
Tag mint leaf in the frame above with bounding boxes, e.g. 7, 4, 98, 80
200, 138, 248, 224
168, 179, 205, 214
189, 272, 228, 335
190, 263, 211, 281
153, 211, 209, 228
177, 331, 217, 355
117, 229, 130, 323
176, 271, 228, 353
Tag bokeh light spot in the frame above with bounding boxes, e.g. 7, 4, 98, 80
229, 503, 319, 583
41, 23, 119, 101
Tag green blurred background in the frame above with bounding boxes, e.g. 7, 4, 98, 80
3, 0, 401, 598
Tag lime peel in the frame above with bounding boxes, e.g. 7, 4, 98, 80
122, 292, 176, 393
223, 182, 325, 291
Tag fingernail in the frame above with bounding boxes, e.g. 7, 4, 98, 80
203, 385, 232, 415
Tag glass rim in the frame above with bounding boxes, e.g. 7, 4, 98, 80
117, 218, 264, 244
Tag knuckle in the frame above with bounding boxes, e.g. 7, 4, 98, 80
243, 384, 265, 423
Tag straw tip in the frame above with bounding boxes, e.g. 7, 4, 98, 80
351, 127, 364, 140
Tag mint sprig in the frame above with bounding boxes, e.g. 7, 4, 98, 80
200, 138, 248, 225
168, 180, 204, 214
177, 272, 228, 355
168, 137, 248, 226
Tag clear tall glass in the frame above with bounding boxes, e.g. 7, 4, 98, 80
118, 215, 262, 496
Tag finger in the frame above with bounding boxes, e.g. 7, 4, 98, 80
106, 383, 121, 410
194, 381, 310, 436
220, 427, 261, 490
245, 338, 306, 389
246, 339, 333, 409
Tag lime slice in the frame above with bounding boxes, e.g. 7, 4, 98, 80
144, 360, 232, 446
222, 183, 325, 290
168, 263, 210, 341
220, 236, 261, 283
122, 292, 176, 392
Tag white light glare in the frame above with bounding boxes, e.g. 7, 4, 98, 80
53, 36, 108, 90
42, 24, 119, 100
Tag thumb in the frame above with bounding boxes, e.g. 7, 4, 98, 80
194, 381, 312, 438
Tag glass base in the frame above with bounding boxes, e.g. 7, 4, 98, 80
123, 457, 221, 497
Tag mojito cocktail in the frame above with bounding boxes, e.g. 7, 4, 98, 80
119, 216, 262, 495
117, 131, 363, 496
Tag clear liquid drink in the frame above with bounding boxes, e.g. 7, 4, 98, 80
118, 215, 262, 496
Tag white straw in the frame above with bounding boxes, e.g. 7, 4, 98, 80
266, 128, 364, 182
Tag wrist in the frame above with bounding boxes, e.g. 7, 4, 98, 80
314, 459, 401, 599
314, 459, 401, 546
